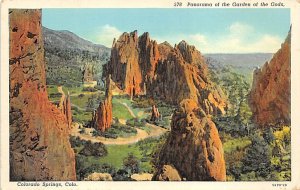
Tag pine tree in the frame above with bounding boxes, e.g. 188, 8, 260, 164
241, 134, 272, 178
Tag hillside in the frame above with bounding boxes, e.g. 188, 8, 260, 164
43, 27, 111, 87
205, 53, 273, 80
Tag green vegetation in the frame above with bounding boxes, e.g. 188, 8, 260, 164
79, 140, 108, 157
72, 134, 168, 180
53, 62, 290, 181
132, 96, 174, 129
92, 123, 137, 139
223, 137, 251, 154
126, 118, 152, 134
47, 85, 61, 102
112, 99, 134, 120
211, 65, 291, 181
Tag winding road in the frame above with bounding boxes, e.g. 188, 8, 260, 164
70, 98, 167, 145
71, 122, 167, 145
67, 86, 168, 145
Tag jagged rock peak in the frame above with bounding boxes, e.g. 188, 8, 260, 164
175, 40, 206, 66
160, 41, 172, 48
106, 30, 227, 115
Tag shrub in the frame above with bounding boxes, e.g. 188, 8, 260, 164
241, 134, 271, 178
78, 94, 85, 98
79, 140, 108, 157
112, 169, 131, 181
123, 153, 140, 174
69, 136, 85, 148
92, 123, 137, 139
83, 87, 97, 92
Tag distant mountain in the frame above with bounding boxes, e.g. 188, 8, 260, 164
205, 53, 274, 80
43, 27, 111, 87
44, 27, 109, 53
205, 53, 273, 69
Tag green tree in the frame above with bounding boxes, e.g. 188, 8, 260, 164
241, 134, 272, 178
123, 153, 140, 174
79, 140, 108, 157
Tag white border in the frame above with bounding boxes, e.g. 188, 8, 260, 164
1, 0, 300, 190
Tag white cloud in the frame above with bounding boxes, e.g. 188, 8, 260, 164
229, 22, 254, 38
154, 22, 283, 54
94, 24, 122, 47
91, 23, 283, 53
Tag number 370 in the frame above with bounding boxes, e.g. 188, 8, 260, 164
174, 2, 183, 6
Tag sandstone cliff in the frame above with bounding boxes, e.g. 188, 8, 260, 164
249, 30, 291, 126
153, 99, 226, 181
92, 75, 113, 131
9, 9, 76, 180
106, 31, 227, 115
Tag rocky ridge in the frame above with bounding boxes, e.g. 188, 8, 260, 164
43, 27, 110, 86
105, 31, 227, 115
249, 30, 291, 126
9, 9, 76, 180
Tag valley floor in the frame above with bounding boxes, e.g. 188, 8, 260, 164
71, 122, 167, 145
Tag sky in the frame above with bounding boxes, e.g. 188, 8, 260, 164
42, 8, 290, 54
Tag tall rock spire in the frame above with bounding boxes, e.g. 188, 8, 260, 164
92, 75, 113, 132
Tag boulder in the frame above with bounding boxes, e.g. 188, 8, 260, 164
152, 165, 182, 181
84, 172, 112, 181
131, 173, 153, 181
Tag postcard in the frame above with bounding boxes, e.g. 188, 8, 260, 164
1, 0, 300, 189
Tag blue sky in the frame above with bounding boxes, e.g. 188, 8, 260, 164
42, 8, 290, 53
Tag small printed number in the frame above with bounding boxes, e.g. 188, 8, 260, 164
174, 2, 182, 6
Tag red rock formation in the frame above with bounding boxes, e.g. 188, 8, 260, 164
62, 92, 72, 128
150, 105, 160, 122
106, 31, 227, 115
151, 41, 227, 114
92, 75, 113, 132
9, 9, 76, 180
153, 99, 226, 181
108, 31, 143, 98
58, 87, 72, 128
249, 30, 291, 126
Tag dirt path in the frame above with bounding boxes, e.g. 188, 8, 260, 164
119, 101, 136, 118
70, 94, 167, 145
71, 122, 167, 145
70, 91, 100, 97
